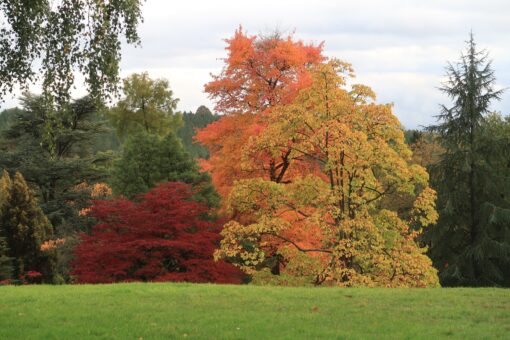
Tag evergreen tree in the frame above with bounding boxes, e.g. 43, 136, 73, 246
177, 106, 219, 159
0, 107, 22, 132
0, 170, 56, 282
0, 94, 111, 232
425, 34, 510, 286
0, 236, 12, 281
0, 170, 10, 281
110, 131, 219, 207
404, 129, 424, 145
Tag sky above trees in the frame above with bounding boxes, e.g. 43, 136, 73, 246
1, 0, 509, 128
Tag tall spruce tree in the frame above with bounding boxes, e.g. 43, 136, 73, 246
0, 170, 56, 282
425, 34, 510, 286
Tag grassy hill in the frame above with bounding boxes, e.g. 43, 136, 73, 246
0, 283, 508, 339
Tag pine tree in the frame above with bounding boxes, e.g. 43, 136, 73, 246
425, 34, 510, 286
0, 170, 56, 282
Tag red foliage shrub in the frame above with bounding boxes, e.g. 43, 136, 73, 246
71, 182, 243, 284
1, 271, 44, 285
24, 271, 43, 284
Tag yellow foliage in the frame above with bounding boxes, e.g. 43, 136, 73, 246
40, 238, 66, 252
75, 182, 112, 216
215, 60, 440, 287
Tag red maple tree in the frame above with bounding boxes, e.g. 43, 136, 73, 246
71, 182, 243, 284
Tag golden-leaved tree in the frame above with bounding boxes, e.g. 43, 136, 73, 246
214, 60, 439, 287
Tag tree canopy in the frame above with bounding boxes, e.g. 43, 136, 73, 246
0, 94, 110, 231
212, 59, 439, 286
1, 25, 508, 289
0, 107, 22, 132
0, 0, 144, 105
196, 28, 325, 198
110, 131, 219, 207
109, 72, 181, 139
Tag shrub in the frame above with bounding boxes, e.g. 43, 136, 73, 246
72, 182, 243, 284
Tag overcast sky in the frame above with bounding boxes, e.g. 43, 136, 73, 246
2, 0, 510, 128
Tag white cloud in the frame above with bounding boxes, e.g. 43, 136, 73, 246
355, 72, 444, 128
2, 0, 510, 128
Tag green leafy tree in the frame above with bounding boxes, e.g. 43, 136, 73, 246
425, 35, 510, 286
0, 0, 144, 105
111, 131, 219, 207
0, 170, 56, 282
109, 72, 182, 139
177, 105, 219, 159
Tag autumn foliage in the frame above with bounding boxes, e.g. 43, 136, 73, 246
72, 182, 243, 284
200, 29, 440, 287
196, 28, 325, 197
204, 27, 324, 114
2, 27, 446, 288
0, 170, 56, 283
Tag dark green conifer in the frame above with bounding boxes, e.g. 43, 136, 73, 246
425, 34, 510, 286
0, 236, 12, 281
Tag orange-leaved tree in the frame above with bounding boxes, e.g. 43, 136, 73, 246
195, 28, 325, 198
214, 60, 440, 287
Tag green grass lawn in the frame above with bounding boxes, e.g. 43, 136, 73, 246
0, 283, 508, 339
